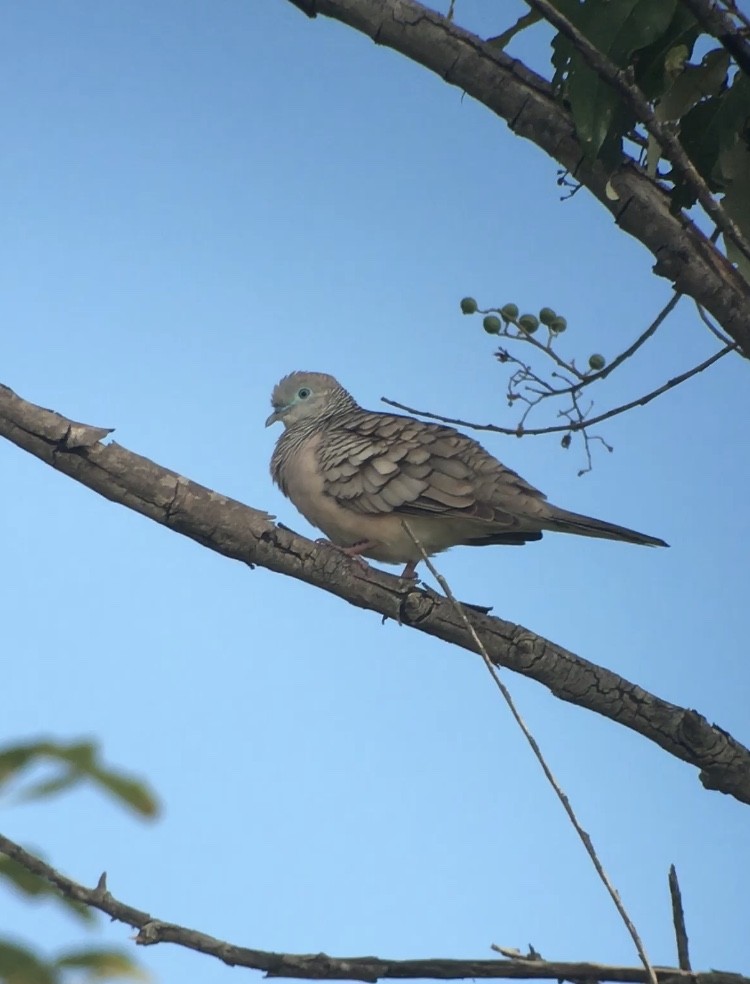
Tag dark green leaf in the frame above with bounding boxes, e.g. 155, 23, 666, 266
676, 70, 750, 207
632, 5, 699, 99
550, 0, 681, 162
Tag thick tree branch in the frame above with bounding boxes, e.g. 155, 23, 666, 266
282, 0, 750, 357
1, 382, 749, 802
0, 833, 748, 983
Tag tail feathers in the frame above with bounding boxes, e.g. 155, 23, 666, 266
463, 531, 544, 547
545, 506, 668, 547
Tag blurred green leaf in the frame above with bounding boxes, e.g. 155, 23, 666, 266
17, 774, 82, 804
86, 767, 158, 818
55, 947, 150, 982
0, 939, 57, 984
0, 855, 95, 923
0, 739, 159, 818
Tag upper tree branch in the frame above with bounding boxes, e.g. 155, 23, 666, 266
1, 382, 749, 803
283, 0, 750, 357
0, 833, 748, 983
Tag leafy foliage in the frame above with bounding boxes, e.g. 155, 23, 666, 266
488, 0, 750, 281
551, 0, 682, 165
0, 739, 158, 816
543, 0, 750, 279
0, 940, 149, 984
0, 739, 158, 983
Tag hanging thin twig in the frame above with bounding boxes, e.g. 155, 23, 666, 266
400, 520, 659, 984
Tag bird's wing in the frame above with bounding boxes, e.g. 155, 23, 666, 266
317, 411, 547, 530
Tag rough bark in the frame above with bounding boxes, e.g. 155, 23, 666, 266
1, 381, 748, 804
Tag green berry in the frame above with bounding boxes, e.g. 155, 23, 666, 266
588, 353, 606, 371
460, 296, 478, 315
539, 307, 556, 325
549, 316, 567, 333
500, 303, 519, 321
518, 314, 539, 333
483, 315, 502, 334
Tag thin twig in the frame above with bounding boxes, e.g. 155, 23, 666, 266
695, 303, 735, 347
500, 319, 587, 380
524, 0, 750, 264
383, 344, 736, 437
491, 946, 543, 962
668, 865, 692, 972
2, 831, 747, 984
558, 292, 683, 394
474, 293, 681, 471
400, 521, 658, 984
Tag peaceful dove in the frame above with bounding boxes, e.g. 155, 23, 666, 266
267, 371, 668, 578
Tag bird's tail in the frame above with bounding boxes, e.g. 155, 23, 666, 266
544, 506, 668, 547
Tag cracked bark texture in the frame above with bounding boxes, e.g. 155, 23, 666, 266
1, 381, 748, 805
284, 0, 750, 358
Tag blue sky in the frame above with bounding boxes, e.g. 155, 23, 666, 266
2, 2, 749, 982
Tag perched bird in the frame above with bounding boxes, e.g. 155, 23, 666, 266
267, 371, 668, 578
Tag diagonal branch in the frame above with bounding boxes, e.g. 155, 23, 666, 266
1, 833, 749, 983
281, 0, 750, 357
1, 381, 749, 803
383, 342, 736, 436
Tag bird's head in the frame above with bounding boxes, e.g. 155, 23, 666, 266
265, 371, 353, 428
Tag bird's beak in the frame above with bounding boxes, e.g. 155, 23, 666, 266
265, 409, 282, 427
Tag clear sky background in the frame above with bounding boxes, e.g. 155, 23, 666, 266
2, 2, 748, 982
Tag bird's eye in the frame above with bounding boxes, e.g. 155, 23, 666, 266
297, 388, 311, 400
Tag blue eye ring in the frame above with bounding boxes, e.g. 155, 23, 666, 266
297, 387, 311, 400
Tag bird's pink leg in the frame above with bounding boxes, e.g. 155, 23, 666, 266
399, 560, 419, 580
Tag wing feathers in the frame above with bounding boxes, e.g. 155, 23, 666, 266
316, 410, 546, 531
